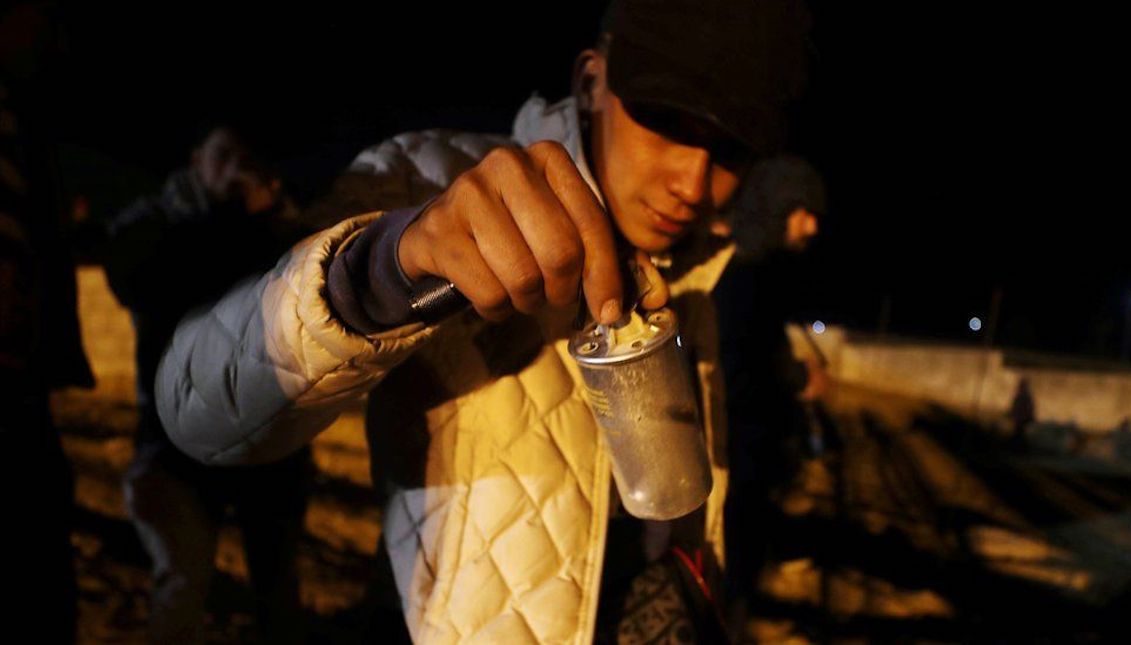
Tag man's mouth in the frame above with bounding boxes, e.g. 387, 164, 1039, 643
644, 203, 691, 236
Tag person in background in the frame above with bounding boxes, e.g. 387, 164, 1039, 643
104, 125, 314, 644
1008, 377, 1035, 449
712, 155, 828, 631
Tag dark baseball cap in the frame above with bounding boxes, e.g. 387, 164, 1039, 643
603, 0, 812, 158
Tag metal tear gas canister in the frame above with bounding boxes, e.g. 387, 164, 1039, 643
568, 307, 713, 520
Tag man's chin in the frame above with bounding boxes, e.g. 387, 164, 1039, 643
623, 227, 679, 254
785, 239, 812, 253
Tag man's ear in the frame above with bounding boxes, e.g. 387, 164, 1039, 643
572, 49, 607, 112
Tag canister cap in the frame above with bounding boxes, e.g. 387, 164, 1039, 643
568, 307, 679, 366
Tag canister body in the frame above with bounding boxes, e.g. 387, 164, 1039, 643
570, 308, 713, 520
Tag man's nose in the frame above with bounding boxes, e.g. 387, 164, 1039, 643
802, 209, 819, 237
667, 147, 711, 207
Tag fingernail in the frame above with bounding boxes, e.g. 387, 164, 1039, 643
600, 299, 621, 325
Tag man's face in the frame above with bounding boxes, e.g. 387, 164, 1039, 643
191, 128, 252, 203
784, 207, 819, 252
585, 56, 749, 253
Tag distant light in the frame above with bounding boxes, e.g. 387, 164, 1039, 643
969, 317, 983, 332
812, 321, 826, 335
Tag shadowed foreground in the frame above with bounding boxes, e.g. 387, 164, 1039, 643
54, 380, 1131, 643
741, 384, 1131, 643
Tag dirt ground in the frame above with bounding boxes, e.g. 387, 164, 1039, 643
56, 390, 391, 643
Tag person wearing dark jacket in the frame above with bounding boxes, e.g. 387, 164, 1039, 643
712, 155, 827, 624
104, 126, 314, 644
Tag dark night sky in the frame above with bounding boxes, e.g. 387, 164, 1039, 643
47, 2, 1130, 358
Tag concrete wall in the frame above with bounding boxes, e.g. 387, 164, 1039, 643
787, 323, 1131, 432
75, 265, 136, 403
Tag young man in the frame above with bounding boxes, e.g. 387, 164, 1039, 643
712, 155, 828, 628
105, 127, 313, 644
156, 1, 811, 641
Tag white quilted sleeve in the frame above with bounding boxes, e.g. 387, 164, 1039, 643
155, 211, 437, 466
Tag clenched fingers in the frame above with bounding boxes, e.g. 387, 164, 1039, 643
524, 141, 623, 324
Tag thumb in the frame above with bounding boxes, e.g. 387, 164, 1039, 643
634, 249, 670, 311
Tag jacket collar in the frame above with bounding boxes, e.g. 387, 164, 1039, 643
510, 95, 735, 296
511, 94, 604, 208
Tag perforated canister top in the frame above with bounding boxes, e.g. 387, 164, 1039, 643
568, 307, 679, 366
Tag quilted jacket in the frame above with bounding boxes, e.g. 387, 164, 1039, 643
156, 95, 736, 643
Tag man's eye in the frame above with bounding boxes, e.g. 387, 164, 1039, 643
634, 112, 672, 139
626, 104, 689, 141
627, 102, 751, 169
